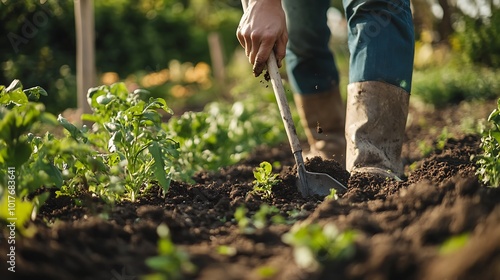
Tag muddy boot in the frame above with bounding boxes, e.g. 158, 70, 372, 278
345, 81, 410, 180
293, 85, 346, 167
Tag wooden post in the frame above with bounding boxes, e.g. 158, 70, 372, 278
208, 32, 226, 96
74, 0, 95, 117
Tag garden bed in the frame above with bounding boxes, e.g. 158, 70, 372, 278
1, 99, 500, 280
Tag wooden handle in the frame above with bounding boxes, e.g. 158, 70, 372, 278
266, 52, 303, 154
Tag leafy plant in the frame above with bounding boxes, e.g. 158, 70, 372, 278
0, 80, 61, 233
474, 99, 500, 187
282, 223, 356, 271
82, 83, 179, 201
412, 62, 500, 107
144, 223, 196, 280
252, 161, 281, 199
454, 7, 500, 68
0, 80, 50, 169
234, 204, 285, 234
166, 101, 286, 182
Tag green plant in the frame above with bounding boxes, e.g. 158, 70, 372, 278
418, 140, 434, 157
474, 99, 500, 187
82, 83, 179, 201
454, 7, 500, 68
0, 80, 65, 233
252, 161, 281, 199
439, 232, 470, 255
234, 204, 285, 234
412, 62, 500, 107
325, 188, 338, 200
435, 127, 450, 150
0, 80, 183, 207
166, 100, 286, 182
216, 245, 237, 257
144, 223, 196, 280
282, 223, 356, 271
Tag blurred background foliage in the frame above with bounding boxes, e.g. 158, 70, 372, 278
1, 0, 500, 115
0, 0, 242, 114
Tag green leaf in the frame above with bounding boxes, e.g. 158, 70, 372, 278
145, 255, 170, 270
109, 82, 129, 100
11, 140, 32, 168
5, 79, 22, 92
43, 163, 64, 188
86, 86, 107, 109
439, 233, 470, 255
24, 86, 48, 101
490, 131, 500, 145
108, 131, 123, 153
58, 114, 87, 143
96, 93, 113, 105
149, 141, 171, 192
0, 110, 15, 141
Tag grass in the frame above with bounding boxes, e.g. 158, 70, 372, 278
412, 61, 500, 107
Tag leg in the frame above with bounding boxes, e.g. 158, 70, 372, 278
283, 0, 346, 166
343, 0, 415, 178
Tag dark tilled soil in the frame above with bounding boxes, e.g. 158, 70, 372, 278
1, 99, 500, 280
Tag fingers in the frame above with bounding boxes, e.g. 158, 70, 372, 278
253, 35, 274, 76
275, 32, 288, 69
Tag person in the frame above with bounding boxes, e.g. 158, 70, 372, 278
237, 0, 414, 180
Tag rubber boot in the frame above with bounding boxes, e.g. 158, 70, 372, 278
345, 81, 410, 180
293, 85, 346, 167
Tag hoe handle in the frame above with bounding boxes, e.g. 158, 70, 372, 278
266, 52, 303, 156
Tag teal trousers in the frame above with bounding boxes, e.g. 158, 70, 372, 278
283, 0, 415, 94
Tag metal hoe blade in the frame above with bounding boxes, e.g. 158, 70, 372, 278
295, 152, 347, 197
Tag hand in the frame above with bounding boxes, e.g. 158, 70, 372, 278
237, 0, 288, 77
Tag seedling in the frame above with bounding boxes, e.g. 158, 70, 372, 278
234, 204, 284, 234
252, 161, 281, 199
282, 223, 356, 271
216, 245, 237, 257
325, 188, 338, 200
144, 223, 196, 280
435, 127, 450, 150
83, 83, 179, 201
439, 232, 470, 255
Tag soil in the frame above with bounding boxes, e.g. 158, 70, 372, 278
2, 99, 500, 280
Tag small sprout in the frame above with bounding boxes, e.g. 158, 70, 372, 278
234, 204, 285, 234
439, 233, 470, 255
252, 161, 281, 199
282, 223, 356, 271
255, 266, 277, 278
217, 245, 237, 257
325, 188, 338, 200
144, 223, 196, 279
